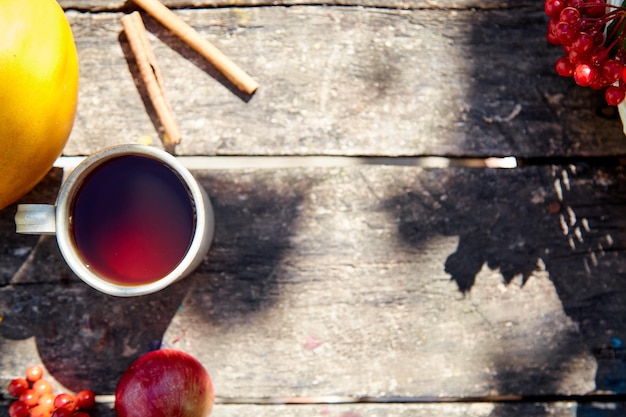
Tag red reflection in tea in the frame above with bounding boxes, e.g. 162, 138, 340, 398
71, 155, 195, 285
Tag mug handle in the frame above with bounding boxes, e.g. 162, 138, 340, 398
15, 204, 57, 235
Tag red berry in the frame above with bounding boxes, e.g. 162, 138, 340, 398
548, 18, 559, 34
26, 365, 44, 382
54, 393, 78, 413
7, 378, 29, 398
571, 32, 594, 55
573, 63, 598, 87
32, 378, 54, 397
605, 85, 626, 106
19, 388, 40, 407
547, 18, 562, 45
38, 392, 55, 412
73, 413, 90, 417
554, 21, 579, 46
588, 28, 604, 45
76, 389, 96, 410
585, 0, 607, 17
590, 46, 610, 66
50, 408, 73, 417
545, 0, 567, 19
556, 56, 575, 76
590, 76, 608, 90
29, 404, 52, 417
601, 59, 623, 84
547, 28, 561, 45
559, 7, 581, 24
8, 401, 29, 417
568, 49, 590, 65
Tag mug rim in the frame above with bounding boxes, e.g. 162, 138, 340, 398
56, 144, 210, 296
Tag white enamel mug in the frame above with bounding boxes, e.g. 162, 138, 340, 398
14, 145, 214, 297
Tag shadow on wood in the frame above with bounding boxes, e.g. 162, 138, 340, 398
181, 172, 307, 324
0, 171, 304, 393
449, 6, 624, 158
386, 164, 626, 416
463, 5, 626, 416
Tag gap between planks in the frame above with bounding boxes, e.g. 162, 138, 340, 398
55, 155, 519, 171
54, 155, 626, 171
91, 393, 626, 406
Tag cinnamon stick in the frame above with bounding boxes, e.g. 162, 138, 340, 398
122, 12, 181, 145
131, 0, 259, 96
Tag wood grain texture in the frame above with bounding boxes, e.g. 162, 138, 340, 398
0, 401, 588, 417
2, 165, 626, 404
61, 5, 626, 157
59, 0, 534, 12
3, 1, 626, 415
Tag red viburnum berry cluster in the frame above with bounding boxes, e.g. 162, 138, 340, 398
6, 365, 96, 417
545, 0, 626, 106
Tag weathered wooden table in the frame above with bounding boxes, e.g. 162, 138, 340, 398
3, 0, 626, 416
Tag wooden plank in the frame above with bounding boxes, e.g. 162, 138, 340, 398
59, 0, 534, 12
2, 164, 626, 401
61, 5, 626, 158
0, 401, 587, 417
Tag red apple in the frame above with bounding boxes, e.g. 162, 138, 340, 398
115, 349, 214, 417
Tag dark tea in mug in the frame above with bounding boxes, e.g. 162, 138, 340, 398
70, 155, 196, 285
